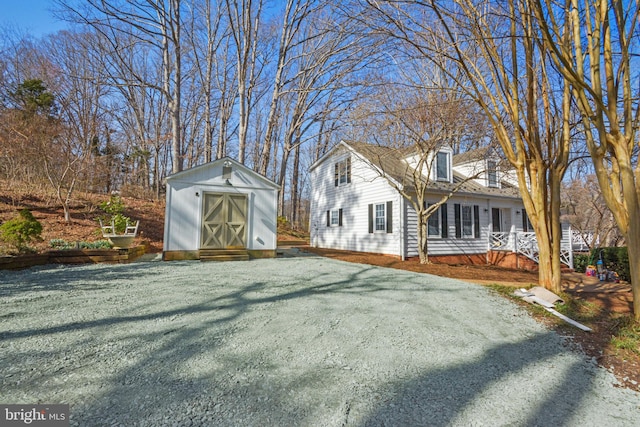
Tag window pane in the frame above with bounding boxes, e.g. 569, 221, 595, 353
427, 204, 439, 236
331, 210, 339, 225
488, 160, 497, 186
375, 203, 385, 231
437, 152, 448, 180
462, 205, 473, 237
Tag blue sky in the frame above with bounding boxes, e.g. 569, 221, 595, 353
1, 0, 68, 37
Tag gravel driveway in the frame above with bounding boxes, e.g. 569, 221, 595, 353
1, 255, 639, 426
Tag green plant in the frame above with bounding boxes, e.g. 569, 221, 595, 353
611, 316, 640, 356
573, 253, 590, 273
277, 216, 289, 227
584, 247, 630, 281
50, 239, 113, 250
98, 195, 131, 234
0, 209, 43, 253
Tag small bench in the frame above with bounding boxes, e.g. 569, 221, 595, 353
99, 219, 139, 248
99, 219, 139, 237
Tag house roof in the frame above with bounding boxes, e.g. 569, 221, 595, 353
452, 147, 492, 165
338, 140, 522, 200
453, 146, 514, 170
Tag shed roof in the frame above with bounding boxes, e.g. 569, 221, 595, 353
164, 157, 280, 190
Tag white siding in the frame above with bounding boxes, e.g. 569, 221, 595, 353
404, 195, 526, 257
310, 147, 403, 256
309, 142, 528, 259
164, 159, 278, 252
453, 159, 505, 188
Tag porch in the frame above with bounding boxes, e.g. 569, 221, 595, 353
489, 229, 574, 269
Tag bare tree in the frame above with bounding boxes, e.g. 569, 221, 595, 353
356, 0, 574, 292
530, 0, 640, 318
274, 8, 371, 216
57, 0, 185, 173
562, 176, 619, 250
187, 0, 227, 163
6, 78, 92, 222
225, 0, 263, 164
47, 31, 113, 193
350, 80, 490, 263
258, 0, 324, 176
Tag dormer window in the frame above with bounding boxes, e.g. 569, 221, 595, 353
436, 151, 450, 181
334, 157, 351, 186
487, 160, 498, 187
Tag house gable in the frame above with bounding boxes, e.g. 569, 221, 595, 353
310, 140, 526, 259
310, 141, 403, 256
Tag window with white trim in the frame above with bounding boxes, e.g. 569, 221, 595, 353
368, 201, 393, 234
375, 203, 386, 231
334, 157, 351, 186
454, 203, 480, 239
462, 205, 473, 237
326, 208, 343, 227
487, 160, 498, 187
427, 203, 440, 237
331, 210, 340, 226
436, 151, 450, 181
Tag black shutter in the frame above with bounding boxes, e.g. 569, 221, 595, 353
386, 201, 393, 233
454, 203, 461, 238
346, 157, 351, 183
334, 163, 339, 186
522, 209, 528, 231
441, 203, 448, 238
368, 204, 373, 233
326, 210, 330, 227
338, 208, 343, 226
474, 205, 480, 238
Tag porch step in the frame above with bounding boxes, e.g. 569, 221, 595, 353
199, 249, 250, 262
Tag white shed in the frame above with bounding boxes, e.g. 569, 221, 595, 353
163, 157, 279, 261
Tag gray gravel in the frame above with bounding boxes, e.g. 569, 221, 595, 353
1, 255, 639, 426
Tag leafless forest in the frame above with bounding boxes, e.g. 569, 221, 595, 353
0, 0, 633, 251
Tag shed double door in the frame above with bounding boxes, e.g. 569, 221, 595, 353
201, 192, 247, 249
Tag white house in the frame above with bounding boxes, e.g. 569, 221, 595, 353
309, 140, 570, 267
163, 157, 279, 261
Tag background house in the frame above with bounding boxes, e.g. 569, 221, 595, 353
310, 140, 570, 267
163, 157, 279, 261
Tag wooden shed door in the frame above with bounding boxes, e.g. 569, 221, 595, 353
201, 193, 247, 249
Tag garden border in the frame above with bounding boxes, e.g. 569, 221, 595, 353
0, 245, 146, 270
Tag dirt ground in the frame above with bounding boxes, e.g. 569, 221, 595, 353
1, 186, 638, 392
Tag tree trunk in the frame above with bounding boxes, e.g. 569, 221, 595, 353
290, 142, 300, 226
417, 215, 429, 264
277, 147, 290, 216
628, 220, 640, 321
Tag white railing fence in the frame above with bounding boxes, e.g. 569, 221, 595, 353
489, 228, 573, 268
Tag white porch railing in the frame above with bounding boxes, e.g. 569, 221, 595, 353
489, 230, 573, 268
571, 230, 598, 252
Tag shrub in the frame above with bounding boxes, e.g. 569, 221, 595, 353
600, 247, 630, 282
97, 195, 131, 234
0, 209, 43, 253
50, 239, 113, 250
573, 253, 590, 273
580, 247, 630, 281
